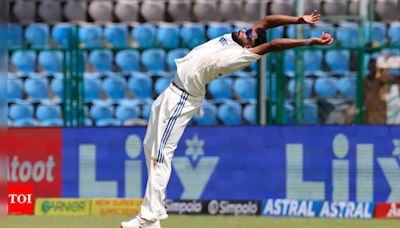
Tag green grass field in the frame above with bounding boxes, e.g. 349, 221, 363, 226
2, 215, 399, 228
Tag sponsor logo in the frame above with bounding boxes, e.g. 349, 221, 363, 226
165, 199, 203, 215
91, 199, 142, 216
219, 37, 228, 46
35, 198, 90, 216
207, 200, 260, 216
262, 199, 316, 217
7, 129, 62, 197
374, 203, 400, 218
8, 184, 34, 215
262, 199, 373, 219
318, 201, 373, 219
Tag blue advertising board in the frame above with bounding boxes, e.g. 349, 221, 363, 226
62, 126, 400, 202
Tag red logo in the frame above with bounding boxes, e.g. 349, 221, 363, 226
7, 128, 62, 197
8, 184, 34, 215
374, 203, 400, 218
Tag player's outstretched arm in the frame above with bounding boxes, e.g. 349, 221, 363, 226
249, 33, 333, 55
252, 11, 320, 30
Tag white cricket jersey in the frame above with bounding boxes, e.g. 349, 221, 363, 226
174, 33, 262, 97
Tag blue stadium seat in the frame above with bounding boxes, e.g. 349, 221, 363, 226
132, 24, 157, 49
267, 26, 285, 39
287, 24, 311, 39
141, 49, 166, 72
11, 50, 36, 73
104, 24, 128, 48
234, 71, 255, 78
9, 102, 34, 120
142, 98, 154, 120
7, 24, 22, 47
85, 118, 94, 126
14, 118, 37, 127
51, 74, 63, 99
288, 78, 313, 98
154, 76, 173, 95
39, 51, 63, 73
310, 23, 335, 39
388, 22, 400, 46
116, 101, 141, 122
116, 50, 140, 73
128, 72, 153, 99
303, 100, 318, 124
315, 77, 338, 97
36, 102, 61, 121
167, 49, 189, 71
24, 76, 49, 100
91, 100, 113, 121
304, 50, 323, 76
25, 23, 49, 47
338, 75, 357, 97
233, 78, 256, 100
89, 50, 113, 73
364, 22, 387, 45
96, 118, 122, 127
103, 76, 126, 100
84, 73, 101, 101
218, 101, 242, 125
52, 24, 74, 47
284, 50, 295, 77
157, 24, 180, 49
194, 101, 218, 125
207, 23, 233, 40
41, 118, 63, 127
80, 25, 102, 48
325, 50, 350, 74
337, 22, 359, 48
243, 103, 256, 125
180, 23, 206, 49
207, 77, 233, 100
7, 78, 23, 101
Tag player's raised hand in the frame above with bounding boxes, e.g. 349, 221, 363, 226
310, 32, 333, 46
300, 10, 320, 25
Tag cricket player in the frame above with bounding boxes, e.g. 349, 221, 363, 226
121, 11, 332, 228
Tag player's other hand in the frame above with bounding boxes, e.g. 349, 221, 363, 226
300, 11, 320, 25
310, 33, 333, 46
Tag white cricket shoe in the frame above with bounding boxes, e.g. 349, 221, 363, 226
120, 216, 161, 228
159, 207, 168, 220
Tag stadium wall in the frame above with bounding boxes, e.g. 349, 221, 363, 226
7, 126, 400, 202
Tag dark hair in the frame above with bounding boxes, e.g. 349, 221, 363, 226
254, 28, 267, 47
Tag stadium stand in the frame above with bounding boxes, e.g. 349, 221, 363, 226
6, 0, 400, 127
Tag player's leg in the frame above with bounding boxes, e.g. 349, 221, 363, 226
140, 90, 198, 222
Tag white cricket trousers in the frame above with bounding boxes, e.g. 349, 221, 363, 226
139, 83, 202, 221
